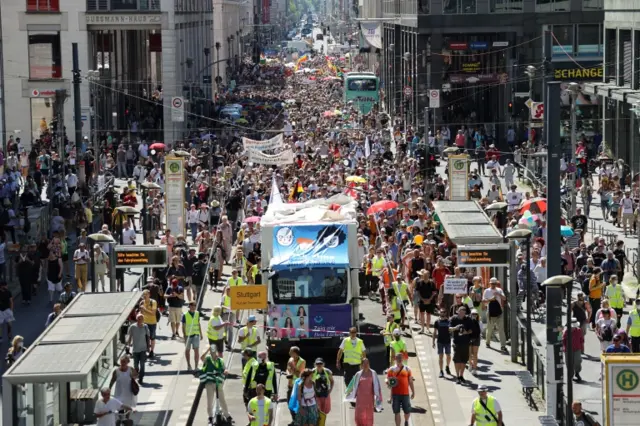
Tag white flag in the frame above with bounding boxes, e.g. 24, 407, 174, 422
269, 174, 283, 206
365, 136, 371, 158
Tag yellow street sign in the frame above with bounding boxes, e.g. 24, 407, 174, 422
230, 285, 268, 310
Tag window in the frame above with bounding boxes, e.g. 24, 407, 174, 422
443, 0, 476, 14
535, 0, 569, 12
26, 0, 60, 12
490, 0, 523, 13
28, 31, 62, 79
271, 268, 348, 304
418, 0, 429, 14
110, 0, 137, 10
348, 78, 377, 91
583, 0, 603, 9
577, 24, 602, 56
552, 25, 574, 57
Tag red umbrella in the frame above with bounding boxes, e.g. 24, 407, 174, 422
519, 198, 547, 215
244, 216, 261, 223
367, 200, 399, 216
150, 142, 166, 150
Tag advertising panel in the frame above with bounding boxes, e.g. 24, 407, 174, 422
164, 156, 185, 235
267, 304, 352, 339
271, 225, 349, 269
115, 246, 167, 269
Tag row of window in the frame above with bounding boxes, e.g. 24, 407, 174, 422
383, 0, 603, 14
26, 0, 163, 12
28, 31, 62, 79
552, 23, 603, 57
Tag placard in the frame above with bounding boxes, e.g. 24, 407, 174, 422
164, 156, 185, 235
115, 246, 168, 269
443, 278, 468, 295
230, 285, 268, 310
458, 244, 510, 267
248, 149, 295, 166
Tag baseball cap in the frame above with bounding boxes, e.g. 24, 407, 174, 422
248, 315, 256, 322
315, 358, 325, 365
393, 328, 401, 336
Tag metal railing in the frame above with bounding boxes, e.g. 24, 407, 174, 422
515, 313, 546, 399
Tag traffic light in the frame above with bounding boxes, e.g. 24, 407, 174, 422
508, 101, 513, 113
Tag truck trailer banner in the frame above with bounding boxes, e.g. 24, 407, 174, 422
267, 304, 352, 339
271, 224, 349, 269
248, 149, 295, 166
242, 133, 285, 151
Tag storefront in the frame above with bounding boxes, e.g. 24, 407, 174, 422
552, 61, 603, 144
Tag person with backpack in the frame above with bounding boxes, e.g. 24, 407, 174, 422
595, 309, 617, 353
482, 278, 507, 353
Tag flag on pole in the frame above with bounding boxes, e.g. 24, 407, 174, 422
365, 136, 371, 158
344, 182, 358, 199
269, 174, 283, 206
294, 54, 309, 71
288, 180, 304, 202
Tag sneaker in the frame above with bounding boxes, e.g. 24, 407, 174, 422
148, 351, 154, 358
576, 373, 582, 382
460, 376, 466, 383
445, 366, 452, 376
471, 369, 477, 376
171, 334, 176, 340
501, 346, 508, 353
439, 371, 444, 378
456, 377, 461, 384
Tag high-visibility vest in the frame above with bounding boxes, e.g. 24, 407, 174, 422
183, 311, 200, 337
461, 295, 473, 308
472, 396, 499, 425
288, 357, 305, 386
384, 321, 399, 347
250, 264, 259, 281
391, 297, 402, 321
243, 358, 258, 382
207, 315, 225, 340
241, 326, 258, 349
342, 338, 364, 365
393, 281, 409, 301
248, 361, 275, 390
630, 309, 640, 337
390, 339, 408, 361
371, 257, 385, 277
607, 285, 625, 309
248, 397, 271, 426
222, 295, 231, 311
229, 277, 244, 286
199, 355, 224, 384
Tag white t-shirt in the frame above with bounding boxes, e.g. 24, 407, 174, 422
94, 397, 123, 426
482, 287, 505, 304
622, 197, 634, 214
122, 228, 137, 245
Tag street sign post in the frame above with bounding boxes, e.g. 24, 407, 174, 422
429, 89, 440, 108
171, 96, 185, 122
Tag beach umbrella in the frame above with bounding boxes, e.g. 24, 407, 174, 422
520, 198, 547, 215
367, 200, 399, 215
150, 142, 166, 150
346, 176, 366, 184
244, 216, 261, 224
560, 225, 574, 237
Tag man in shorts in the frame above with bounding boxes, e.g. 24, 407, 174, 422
181, 301, 202, 372
449, 306, 473, 384
415, 269, 436, 334
432, 309, 452, 377
386, 353, 415, 426
165, 278, 184, 339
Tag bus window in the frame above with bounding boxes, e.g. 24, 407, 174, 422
347, 79, 377, 91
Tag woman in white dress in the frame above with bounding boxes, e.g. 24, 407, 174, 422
109, 355, 138, 413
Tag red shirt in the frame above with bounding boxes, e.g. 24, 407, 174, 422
455, 133, 465, 147
432, 267, 448, 289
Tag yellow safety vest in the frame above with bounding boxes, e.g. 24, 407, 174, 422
248, 361, 275, 390
473, 396, 499, 425
207, 315, 225, 340
183, 311, 200, 337
222, 295, 231, 311
461, 295, 473, 308
342, 338, 364, 365
229, 277, 244, 286
393, 281, 409, 301
241, 326, 258, 349
288, 357, 305, 386
607, 285, 624, 309
630, 309, 640, 337
391, 297, 402, 321
384, 321, 399, 347
248, 397, 271, 426
371, 257, 385, 277
390, 339, 407, 361
243, 358, 258, 382
250, 264, 259, 281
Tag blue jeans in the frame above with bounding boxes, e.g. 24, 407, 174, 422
190, 223, 198, 241
133, 351, 147, 379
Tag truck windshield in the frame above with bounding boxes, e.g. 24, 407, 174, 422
271, 267, 348, 304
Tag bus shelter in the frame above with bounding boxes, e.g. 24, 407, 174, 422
2, 292, 141, 426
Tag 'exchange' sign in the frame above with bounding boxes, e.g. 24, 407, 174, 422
553, 61, 603, 81
457, 244, 510, 267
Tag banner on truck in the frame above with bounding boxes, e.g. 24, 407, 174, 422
271, 224, 349, 269
242, 133, 285, 151
267, 304, 352, 339
248, 149, 295, 166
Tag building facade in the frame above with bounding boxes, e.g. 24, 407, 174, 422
381, 0, 604, 142
584, 0, 640, 174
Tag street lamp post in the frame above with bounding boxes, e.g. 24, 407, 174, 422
87, 70, 101, 181
507, 228, 533, 373
215, 42, 221, 92
541, 275, 575, 426
631, 103, 640, 280
525, 65, 536, 144
568, 82, 580, 218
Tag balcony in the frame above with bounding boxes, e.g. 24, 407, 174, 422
26, 0, 60, 12
86, 0, 160, 11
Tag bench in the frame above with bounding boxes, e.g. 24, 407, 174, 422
515, 370, 538, 410
538, 415, 559, 425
